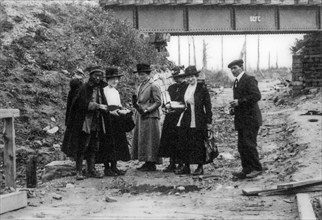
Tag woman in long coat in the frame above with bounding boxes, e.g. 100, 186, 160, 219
132, 63, 162, 171
175, 66, 212, 175
95, 67, 132, 176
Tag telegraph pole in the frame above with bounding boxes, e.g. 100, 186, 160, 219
178, 36, 181, 65
268, 51, 271, 69
257, 35, 260, 72
188, 38, 191, 66
192, 37, 197, 66
244, 35, 247, 72
221, 36, 224, 72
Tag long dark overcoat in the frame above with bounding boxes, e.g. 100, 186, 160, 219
177, 83, 212, 164
158, 82, 187, 158
61, 81, 108, 158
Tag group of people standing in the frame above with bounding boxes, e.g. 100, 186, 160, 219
62, 59, 263, 181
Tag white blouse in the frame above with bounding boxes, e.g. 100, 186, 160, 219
177, 83, 197, 128
103, 86, 122, 106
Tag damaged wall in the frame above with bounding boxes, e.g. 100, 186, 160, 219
292, 33, 322, 94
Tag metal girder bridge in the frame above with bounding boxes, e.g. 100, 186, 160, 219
100, 0, 322, 35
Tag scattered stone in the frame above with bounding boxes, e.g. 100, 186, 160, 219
66, 183, 74, 188
218, 152, 234, 160
42, 160, 76, 182
309, 88, 318, 94
276, 99, 285, 106
52, 193, 62, 200
105, 196, 117, 202
177, 186, 185, 191
40, 191, 46, 196
47, 126, 59, 134
175, 192, 180, 196
43, 125, 50, 131
50, 117, 56, 122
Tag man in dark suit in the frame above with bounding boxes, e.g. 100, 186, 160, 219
228, 59, 263, 179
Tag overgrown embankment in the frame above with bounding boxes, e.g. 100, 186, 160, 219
0, 2, 169, 167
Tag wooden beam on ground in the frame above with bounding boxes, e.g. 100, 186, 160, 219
259, 185, 322, 196
243, 183, 322, 196
277, 178, 322, 190
0, 109, 20, 119
296, 193, 316, 220
0, 191, 27, 214
3, 117, 17, 188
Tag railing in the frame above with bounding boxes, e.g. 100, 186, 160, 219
0, 109, 20, 188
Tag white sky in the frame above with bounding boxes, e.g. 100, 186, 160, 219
166, 34, 304, 71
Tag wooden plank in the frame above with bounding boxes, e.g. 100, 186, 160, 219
296, 193, 316, 220
0, 109, 20, 119
242, 186, 278, 196
0, 191, 27, 214
3, 117, 16, 188
243, 183, 322, 196
277, 178, 322, 190
259, 185, 322, 196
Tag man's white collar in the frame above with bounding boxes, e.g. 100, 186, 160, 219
236, 71, 245, 81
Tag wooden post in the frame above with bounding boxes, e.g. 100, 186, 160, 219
3, 117, 16, 188
26, 155, 37, 188
0, 109, 19, 188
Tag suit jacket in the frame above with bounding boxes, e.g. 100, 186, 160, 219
233, 73, 262, 130
136, 78, 162, 118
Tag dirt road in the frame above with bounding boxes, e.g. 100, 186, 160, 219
2, 79, 321, 219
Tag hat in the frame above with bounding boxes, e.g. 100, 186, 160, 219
172, 66, 185, 78
228, 59, 244, 68
133, 63, 151, 73
182, 66, 200, 77
88, 66, 104, 75
105, 67, 123, 79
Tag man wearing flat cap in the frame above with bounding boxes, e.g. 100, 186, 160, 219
132, 63, 162, 171
62, 66, 108, 180
228, 59, 263, 179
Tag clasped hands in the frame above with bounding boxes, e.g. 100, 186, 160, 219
132, 94, 149, 116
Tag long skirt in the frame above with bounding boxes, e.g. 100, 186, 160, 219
158, 112, 181, 161
177, 127, 206, 164
132, 113, 161, 163
95, 116, 131, 163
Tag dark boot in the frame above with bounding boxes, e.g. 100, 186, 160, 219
87, 155, 103, 178
175, 164, 190, 175
104, 162, 117, 176
76, 155, 85, 180
192, 164, 204, 176
163, 160, 176, 173
111, 161, 126, 176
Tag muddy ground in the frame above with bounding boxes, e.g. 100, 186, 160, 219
2, 79, 321, 220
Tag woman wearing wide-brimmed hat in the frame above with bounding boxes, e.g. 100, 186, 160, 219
95, 67, 133, 176
132, 63, 162, 171
175, 66, 212, 175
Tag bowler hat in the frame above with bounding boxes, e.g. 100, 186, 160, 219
182, 66, 200, 77
228, 59, 244, 68
133, 63, 152, 73
105, 67, 123, 79
88, 66, 104, 75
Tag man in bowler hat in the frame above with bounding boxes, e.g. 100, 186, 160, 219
228, 59, 263, 179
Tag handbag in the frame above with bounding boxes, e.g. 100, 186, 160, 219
205, 130, 219, 163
